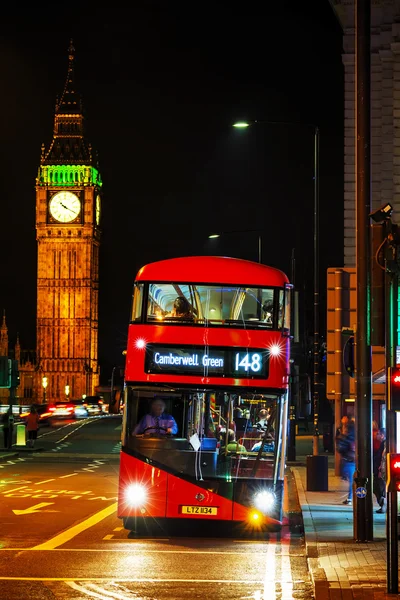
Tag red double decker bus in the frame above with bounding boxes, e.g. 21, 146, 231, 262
118, 256, 292, 536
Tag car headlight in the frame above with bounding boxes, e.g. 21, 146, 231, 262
253, 490, 275, 514
125, 484, 147, 507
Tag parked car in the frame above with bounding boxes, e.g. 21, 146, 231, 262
19, 403, 53, 426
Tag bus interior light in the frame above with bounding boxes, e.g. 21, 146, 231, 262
125, 484, 147, 507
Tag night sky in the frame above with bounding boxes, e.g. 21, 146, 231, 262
0, 1, 344, 384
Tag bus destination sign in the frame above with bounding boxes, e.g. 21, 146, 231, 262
145, 344, 269, 378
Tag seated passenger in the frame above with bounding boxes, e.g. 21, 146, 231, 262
133, 399, 178, 435
251, 433, 274, 453
255, 409, 270, 432
169, 296, 194, 320
225, 429, 247, 454
262, 302, 273, 324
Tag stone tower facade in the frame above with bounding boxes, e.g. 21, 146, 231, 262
35, 41, 102, 403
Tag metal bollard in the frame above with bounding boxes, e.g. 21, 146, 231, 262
16, 424, 26, 446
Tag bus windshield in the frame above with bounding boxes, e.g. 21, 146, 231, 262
123, 389, 283, 482
132, 282, 287, 329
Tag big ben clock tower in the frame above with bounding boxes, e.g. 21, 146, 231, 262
36, 41, 102, 402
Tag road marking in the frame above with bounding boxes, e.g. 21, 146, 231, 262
35, 479, 55, 485
113, 527, 123, 531
0, 547, 273, 554
261, 540, 276, 599
59, 473, 78, 479
102, 535, 114, 540
281, 552, 293, 600
0, 577, 265, 582
67, 581, 129, 599
32, 502, 118, 550
13, 502, 59, 515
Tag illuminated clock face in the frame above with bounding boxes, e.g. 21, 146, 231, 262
49, 191, 81, 223
96, 195, 101, 225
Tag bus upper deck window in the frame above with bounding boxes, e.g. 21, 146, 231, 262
132, 283, 144, 322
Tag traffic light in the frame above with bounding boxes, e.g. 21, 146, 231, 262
390, 366, 400, 411
387, 453, 400, 492
10, 360, 20, 387
0, 357, 11, 388
343, 336, 355, 378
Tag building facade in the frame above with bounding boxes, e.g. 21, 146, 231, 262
327, 1, 400, 426
35, 41, 102, 403
0, 312, 36, 406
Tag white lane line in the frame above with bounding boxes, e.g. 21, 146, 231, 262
59, 473, 78, 479
35, 479, 55, 485
280, 552, 293, 599
31, 502, 117, 550
262, 541, 276, 599
66, 581, 113, 600
86, 582, 141, 599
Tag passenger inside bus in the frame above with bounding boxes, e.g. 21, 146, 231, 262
226, 430, 247, 454
251, 431, 275, 453
133, 398, 178, 435
167, 296, 194, 321
255, 408, 271, 431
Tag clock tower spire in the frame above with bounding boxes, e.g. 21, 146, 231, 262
35, 41, 102, 402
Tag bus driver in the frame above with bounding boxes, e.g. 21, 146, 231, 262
133, 399, 178, 435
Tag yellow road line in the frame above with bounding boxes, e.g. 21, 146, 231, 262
31, 502, 117, 550
0, 577, 265, 582
0, 547, 268, 554
102, 534, 114, 540
35, 479, 55, 485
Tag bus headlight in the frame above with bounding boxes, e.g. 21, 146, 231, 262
125, 484, 147, 507
253, 490, 275, 514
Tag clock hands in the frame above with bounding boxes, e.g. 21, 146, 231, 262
60, 202, 78, 215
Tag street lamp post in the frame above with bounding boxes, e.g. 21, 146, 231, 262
42, 376, 48, 403
233, 120, 326, 490
208, 230, 262, 264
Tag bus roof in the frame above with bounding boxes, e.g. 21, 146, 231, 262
135, 256, 289, 286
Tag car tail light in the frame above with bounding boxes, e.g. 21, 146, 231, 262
49, 406, 56, 412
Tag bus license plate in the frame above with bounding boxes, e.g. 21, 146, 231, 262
181, 506, 218, 515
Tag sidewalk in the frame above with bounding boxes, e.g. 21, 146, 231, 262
292, 457, 397, 599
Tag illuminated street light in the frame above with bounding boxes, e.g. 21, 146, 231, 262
42, 376, 48, 402
232, 121, 251, 128
65, 383, 70, 400
208, 230, 262, 264
232, 118, 322, 477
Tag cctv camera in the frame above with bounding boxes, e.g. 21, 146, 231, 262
369, 203, 393, 223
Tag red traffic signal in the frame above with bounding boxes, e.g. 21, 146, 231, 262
387, 453, 400, 492
390, 367, 400, 411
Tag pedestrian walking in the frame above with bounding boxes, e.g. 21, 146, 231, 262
2, 408, 14, 450
376, 434, 387, 513
337, 419, 356, 505
373, 427, 386, 511
26, 405, 40, 448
